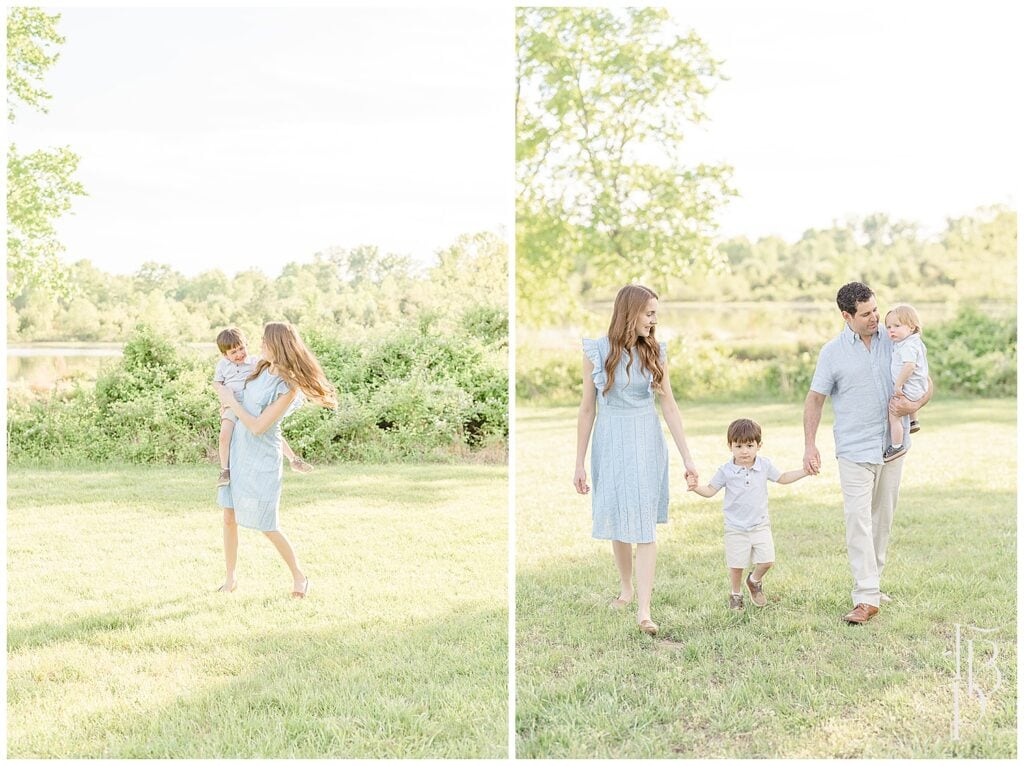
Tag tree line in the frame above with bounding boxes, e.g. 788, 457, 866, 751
8, 231, 508, 344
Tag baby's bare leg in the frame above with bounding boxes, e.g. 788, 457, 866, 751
888, 410, 904, 447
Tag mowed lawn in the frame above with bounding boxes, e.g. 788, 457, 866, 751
8, 464, 507, 758
516, 399, 1015, 758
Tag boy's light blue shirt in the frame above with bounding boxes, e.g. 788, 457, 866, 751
810, 324, 910, 463
892, 333, 929, 400
709, 455, 781, 531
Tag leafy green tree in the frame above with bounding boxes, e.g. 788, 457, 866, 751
516, 7, 736, 322
6, 8, 85, 300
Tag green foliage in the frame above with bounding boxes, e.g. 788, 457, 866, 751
9, 321, 509, 465
516, 7, 735, 322
7, 144, 86, 300
517, 307, 1016, 404
6, 8, 86, 300
662, 207, 1017, 308
6, 7, 62, 120
926, 307, 1016, 396
8, 229, 507, 343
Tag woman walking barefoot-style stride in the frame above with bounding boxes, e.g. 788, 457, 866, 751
574, 284, 699, 635
215, 322, 337, 598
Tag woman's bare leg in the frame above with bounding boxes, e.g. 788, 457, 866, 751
635, 542, 657, 624
263, 529, 306, 591
612, 540, 634, 602
221, 508, 238, 591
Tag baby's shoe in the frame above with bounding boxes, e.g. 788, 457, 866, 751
217, 469, 230, 487
728, 593, 744, 611
883, 444, 907, 463
909, 419, 921, 434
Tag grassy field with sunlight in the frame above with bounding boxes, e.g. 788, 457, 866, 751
8, 464, 507, 758
516, 399, 1015, 758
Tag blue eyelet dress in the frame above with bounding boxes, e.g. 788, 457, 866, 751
217, 368, 304, 532
583, 336, 670, 544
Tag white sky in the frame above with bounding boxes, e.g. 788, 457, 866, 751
9, 5, 511, 277
7, 2, 1020, 279
668, 0, 1020, 240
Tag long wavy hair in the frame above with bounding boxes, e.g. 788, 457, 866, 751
602, 284, 665, 395
248, 322, 338, 409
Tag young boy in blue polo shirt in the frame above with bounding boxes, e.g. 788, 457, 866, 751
688, 418, 810, 610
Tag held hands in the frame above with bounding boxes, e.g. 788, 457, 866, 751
684, 463, 699, 491
803, 444, 821, 475
573, 466, 590, 495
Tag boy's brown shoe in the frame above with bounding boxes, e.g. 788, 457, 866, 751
843, 603, 879, 624
746, 573, 767, 607
909, 419, 920, 434
217, 469, 230, 487
728, 594, 744, 611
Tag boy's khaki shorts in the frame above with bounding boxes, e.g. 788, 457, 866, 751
724, 522, 775, 569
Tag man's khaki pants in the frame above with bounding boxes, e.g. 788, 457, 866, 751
837, 457, 904, 607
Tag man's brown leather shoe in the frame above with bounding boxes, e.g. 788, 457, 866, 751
843, 603, 879, 624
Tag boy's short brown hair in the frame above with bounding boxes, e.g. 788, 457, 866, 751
216, 327, 247, 353
727, 418, 762, 446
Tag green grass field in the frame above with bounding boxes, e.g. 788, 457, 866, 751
8, 464, 507, 758
516, 399, 1016, 758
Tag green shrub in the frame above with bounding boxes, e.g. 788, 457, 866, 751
925, 307, 1016, 396
9, 322, 508, 465
515, 306, 1016, 404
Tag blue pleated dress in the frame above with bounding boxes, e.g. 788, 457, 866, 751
583, 336, 670, 544
217, 368, 304, 532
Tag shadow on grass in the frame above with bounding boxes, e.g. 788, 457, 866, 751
9, 606, 508, 759
7, 464, 505, 513
8, 597, 197, 654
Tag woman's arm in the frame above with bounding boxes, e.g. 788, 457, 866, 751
216, 383, 297, 437
658, 370, 698, 484
574, 354, 598, 494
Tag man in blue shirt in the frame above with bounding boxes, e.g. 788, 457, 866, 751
803, 282, 933, 624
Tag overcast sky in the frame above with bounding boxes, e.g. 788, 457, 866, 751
9, 2, 1019, 278
11, 5, 511, 277
671, 0, 1020, 240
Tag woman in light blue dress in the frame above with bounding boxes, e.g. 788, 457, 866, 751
215, 322, 337, 598
574, 285, 699, 635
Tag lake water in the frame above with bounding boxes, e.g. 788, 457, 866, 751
6, 344, 215, 388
